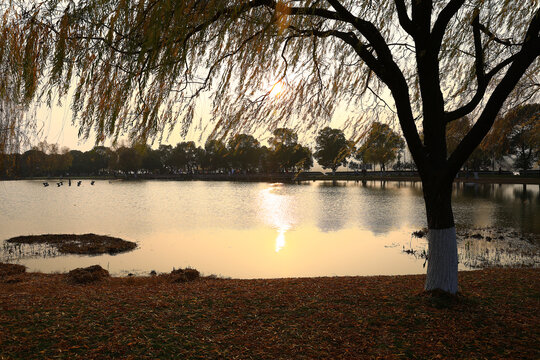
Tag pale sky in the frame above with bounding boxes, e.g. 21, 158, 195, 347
35, 93, 365, 152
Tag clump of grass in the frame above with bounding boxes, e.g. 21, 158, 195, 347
170, 267, 200, 282
6, 234, 136, 256
68, 265, 110, 284
412, 228, 428, 238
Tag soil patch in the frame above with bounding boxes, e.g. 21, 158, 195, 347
5, 233, 136, 256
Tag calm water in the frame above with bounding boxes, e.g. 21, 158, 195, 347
0, 180, 538, 277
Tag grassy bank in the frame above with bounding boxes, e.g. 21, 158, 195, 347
1, 268, 538, 359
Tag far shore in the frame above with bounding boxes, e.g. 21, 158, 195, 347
2, 170, 539, 184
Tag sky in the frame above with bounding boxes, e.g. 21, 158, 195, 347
31, 85, 414, 173
34, 87, 362, 153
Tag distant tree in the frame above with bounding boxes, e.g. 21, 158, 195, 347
445, 117, 490, 171
446, 118, 472, 157
269, 128, 312, 172
291, 145, 313, 171
68, 150, 87, 175
32, 141, 54, 174
0, 153, 17, 177
114, 146, 142, 175
314, 127, 350, 174
138, 145, 163, 174
357, 122, 404, 171
204, 139, 228, 173
194, 146, 206, 173
170, 141, 199, 173
55, 146, 73, 175
479, 123, 507, 171
492, 104, 540, 171
348, 160, 361, 171
88, 146, 114, 174
20, 149, 46, 177
40, 144, 71, 176
157, 145, 174, 173
269, 128, 299, 148
258, 146, 275, 173
227, 134, 261, 172
392, 145, 411, 171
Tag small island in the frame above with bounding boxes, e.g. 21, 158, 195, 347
5, 234, 136, 256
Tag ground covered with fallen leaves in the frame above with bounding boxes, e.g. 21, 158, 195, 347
1, 268, 538, 359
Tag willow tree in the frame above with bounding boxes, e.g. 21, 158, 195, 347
2, 0, 540, 293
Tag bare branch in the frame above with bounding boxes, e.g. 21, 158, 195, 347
431, 0, 465, 50
445, 7, 540, 122
472, 11, 485, 86
394, 0, 414, 36
477, 22, 522, 47
447, 7, 540, 176
445, 53, 520, 122
327, 0, 395, 63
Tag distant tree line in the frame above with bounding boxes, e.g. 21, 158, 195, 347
0, 128, 315, 177
1, 104, 538, 178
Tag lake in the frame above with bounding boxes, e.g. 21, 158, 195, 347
0, 180, 538, 277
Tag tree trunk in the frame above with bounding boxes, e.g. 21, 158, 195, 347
423, 180, 459, 294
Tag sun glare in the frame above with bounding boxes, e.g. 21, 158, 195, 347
269, 80, 285, 98
260, 184, 294, 252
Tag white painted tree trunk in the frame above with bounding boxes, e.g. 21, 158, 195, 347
424, 227, 458, 294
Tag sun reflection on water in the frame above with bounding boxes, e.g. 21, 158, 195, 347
275, 226, 290, 252
259, 183, 295, 252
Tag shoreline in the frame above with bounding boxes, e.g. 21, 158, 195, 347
2, 172, 539, 184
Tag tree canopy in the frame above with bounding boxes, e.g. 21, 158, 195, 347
314, 126, 350, 173
491, 104, 540, 171
1, 1, 537, 149
227, 134, 261, 172
269, 128, 313, 172
356, 122, 404, 171
0, 132, 316, 177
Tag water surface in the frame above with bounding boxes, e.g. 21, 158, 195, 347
0, 180, 538, 277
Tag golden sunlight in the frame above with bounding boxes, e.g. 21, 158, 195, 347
269, 80, 285, 98
259, 183, 294, 252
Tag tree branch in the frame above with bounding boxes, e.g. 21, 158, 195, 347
286, 4, 340, 21
431, 0, 465, 50
446, 8, 540, 177
445, 7, 540, 122
286, 23, 423, 168
300, 2, 426, 169
326, 0, 395, 63
472, 11, 486, 86
477, 23, 522, 47
444, 53, 520, 122
394, 0, 414, 36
